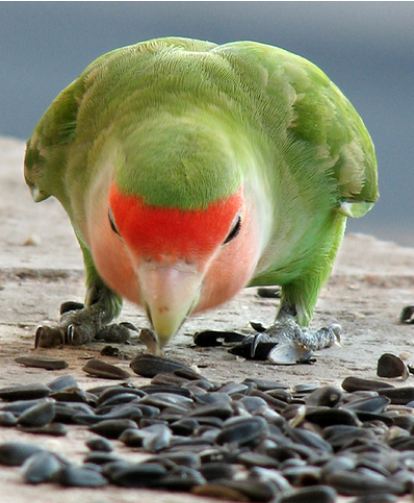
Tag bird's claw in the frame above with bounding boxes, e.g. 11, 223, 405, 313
229, 332, 276, 360
250, 332, 265, 358
66, 324, 75, 344
65, 323, 93, 345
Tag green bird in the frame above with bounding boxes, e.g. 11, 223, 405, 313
24, 37, 378, 361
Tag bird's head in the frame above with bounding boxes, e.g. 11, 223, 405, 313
90, 119, 262, 349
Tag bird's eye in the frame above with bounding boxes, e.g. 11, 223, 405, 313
108, 209, 120, 236
223, 215, 241, 245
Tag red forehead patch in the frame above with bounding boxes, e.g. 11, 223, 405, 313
109, 184, 242, 259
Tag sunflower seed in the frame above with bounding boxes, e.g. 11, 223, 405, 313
96, 385, 145, 404
282, 465, 321, 485
342, 376, 394, 392
377, 386, 414, 405
15, 356, 69, 371
400, 305, 414, 324
51, 388, 96, 405
85, 436, 113, 452
236, 452, 280, 469
17, 399, 55, 427
130, 354, 198, 378
170, 418, 199, 436
343, 395, 390, 413
0, 442, 44, 466
305, 386, 342, 407
0, 411, 17, 426
243, 378, 288, 391
305, 407, 360, 427
147, 452, 200, 469
325, 470, 404, 495
47, 374, 79, 392
377, 353, 409, 379
0, 383, 50, 401
157, 469, 205, 491
83, 359, 130, 379
194, 330, 245, 347
89, 419, 137, 439
83, 452, 121, 465
58, 465, 108, 487
21, 451, 63, 484
110, 462, 167, 487
216, 416, 268, 447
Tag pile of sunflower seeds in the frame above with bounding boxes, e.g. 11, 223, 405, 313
0, 354, 414, 503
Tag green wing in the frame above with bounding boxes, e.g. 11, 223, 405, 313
24, 37, 217, 206
24, 76, 83, 203
282, 50, 379, 217
214, 42, 379, 217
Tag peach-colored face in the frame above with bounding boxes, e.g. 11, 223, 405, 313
89, 183, 260, 343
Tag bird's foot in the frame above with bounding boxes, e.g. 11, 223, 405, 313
266, 318, 341, 364
34, 301, 136, 348
229, 318, 341, 365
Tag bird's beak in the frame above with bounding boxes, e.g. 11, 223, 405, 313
137, 260, 203, 348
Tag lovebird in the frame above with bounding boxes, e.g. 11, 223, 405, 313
24, 37, 378, 361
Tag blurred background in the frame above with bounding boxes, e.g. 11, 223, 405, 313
1, 2, 413, 245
